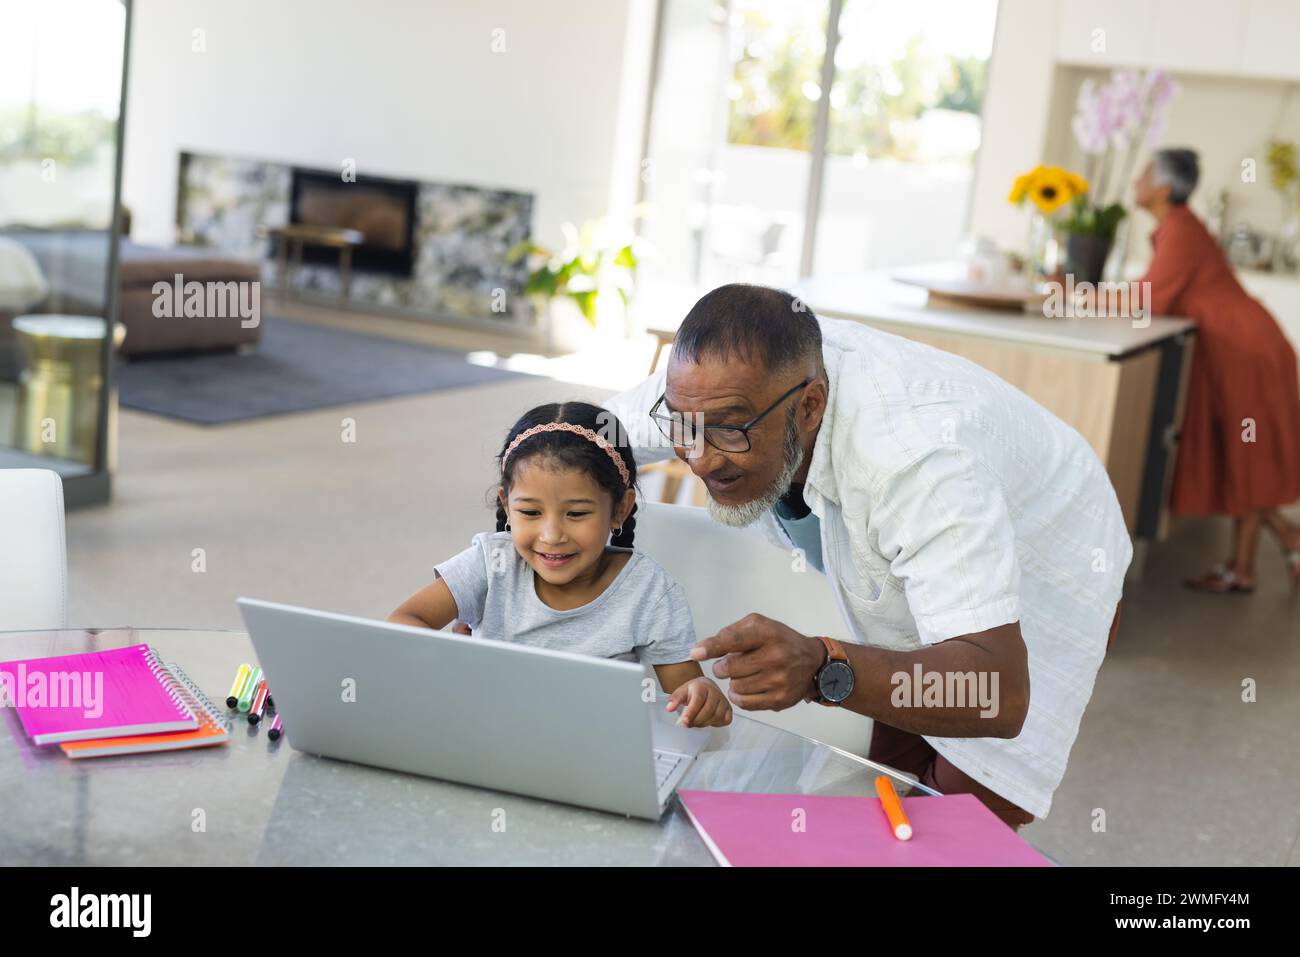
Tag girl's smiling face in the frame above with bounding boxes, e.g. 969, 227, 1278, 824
500, 458, 635, 587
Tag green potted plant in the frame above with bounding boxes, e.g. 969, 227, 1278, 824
1058, 194, 1128, 286
508, 220, 640, 350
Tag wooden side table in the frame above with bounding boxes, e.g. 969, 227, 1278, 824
268, 224, 365, 301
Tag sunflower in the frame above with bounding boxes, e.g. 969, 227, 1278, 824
1008, 164, 1088, 216
1029, 166, 1074, 214
1007, 172, 1034, 205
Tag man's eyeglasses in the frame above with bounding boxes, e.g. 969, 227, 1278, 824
649, 377, 813, 454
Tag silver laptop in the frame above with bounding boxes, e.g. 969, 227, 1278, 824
236, 598, 709, 820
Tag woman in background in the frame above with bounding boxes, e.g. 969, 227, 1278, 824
1134, 148, 1300, 592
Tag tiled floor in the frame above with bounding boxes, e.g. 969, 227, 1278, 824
60, 302, 1300, 866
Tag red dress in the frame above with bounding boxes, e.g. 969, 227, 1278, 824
1139, 205, 1300, 516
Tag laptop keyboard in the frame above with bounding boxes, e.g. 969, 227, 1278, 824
653, 750, 685, 790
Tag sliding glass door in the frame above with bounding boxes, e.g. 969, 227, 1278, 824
0, 0, 130, 506
638, 0, 998, 302
813, 0, 996, 274
639, 0, 829, 308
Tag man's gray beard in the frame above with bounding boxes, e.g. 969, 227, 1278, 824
706, 409, 805, 528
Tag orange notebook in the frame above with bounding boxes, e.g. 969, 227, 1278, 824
60, 662, 231, 759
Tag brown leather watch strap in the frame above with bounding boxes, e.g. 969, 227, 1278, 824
817, 635, 848, 663
810, 635, 850, 706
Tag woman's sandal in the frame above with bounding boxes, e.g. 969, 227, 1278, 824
1279, 523, 1300, 587
1184, 563, 1256, 594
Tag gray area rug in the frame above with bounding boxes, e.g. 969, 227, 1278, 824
117, 316, 527, 424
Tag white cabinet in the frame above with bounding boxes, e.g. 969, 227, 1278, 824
1146, 0, 1245, 75
1056, 0, 1298, 81
1239, 0, 1300, 81
1056, 0, 1156, 67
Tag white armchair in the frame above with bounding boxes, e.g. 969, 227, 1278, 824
0, 469, 67, 631
636, 500, 872, 756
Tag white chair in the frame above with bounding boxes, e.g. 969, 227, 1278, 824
636, 500, 873, 756
0, 469, 67, 631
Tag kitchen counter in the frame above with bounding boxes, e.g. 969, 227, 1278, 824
796, 271, 1195, 359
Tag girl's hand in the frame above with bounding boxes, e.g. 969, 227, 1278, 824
666, 676, 732, 728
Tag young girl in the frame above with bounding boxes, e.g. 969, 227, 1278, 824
389, 401, 731, 728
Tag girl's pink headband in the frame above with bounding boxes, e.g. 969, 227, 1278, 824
501, 422, 631, 488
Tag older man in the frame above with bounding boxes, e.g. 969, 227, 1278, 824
605, 284, 1129, 826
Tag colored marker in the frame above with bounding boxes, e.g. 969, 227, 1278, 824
248, 679, 271, 724
237, 667, 262, 712
267, 713, 283, 741
875, 775, 912, 841
226, 664, 252, 709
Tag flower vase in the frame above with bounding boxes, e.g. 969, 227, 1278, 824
536, 296, 591, 354
1026, 213, 1060, 279
1064, 232, 1113, 285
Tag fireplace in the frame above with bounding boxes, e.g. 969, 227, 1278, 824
288, 167, 419, 277
177, 151, 534, 324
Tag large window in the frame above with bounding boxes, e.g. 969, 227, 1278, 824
638, 0, 997, 300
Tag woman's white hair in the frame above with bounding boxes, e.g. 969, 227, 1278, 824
1152, 148, 1199, 205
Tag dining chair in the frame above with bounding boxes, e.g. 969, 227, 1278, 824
636, 500, 873, 756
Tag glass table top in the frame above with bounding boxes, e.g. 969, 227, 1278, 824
0, 628, 935, 865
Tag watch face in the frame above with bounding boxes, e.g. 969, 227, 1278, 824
817, 660, 854, 703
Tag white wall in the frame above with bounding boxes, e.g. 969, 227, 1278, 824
121, 0, 650, 250
967, 0, 1063, 251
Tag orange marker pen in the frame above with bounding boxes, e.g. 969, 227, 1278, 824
875, 775, 913, 841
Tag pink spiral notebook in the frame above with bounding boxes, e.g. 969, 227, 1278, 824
677, 790, 1054, 867
0, 644, 198, 745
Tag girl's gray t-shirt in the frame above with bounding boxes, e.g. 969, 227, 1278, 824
434, 531, 698, 665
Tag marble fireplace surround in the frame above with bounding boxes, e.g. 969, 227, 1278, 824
175, 151, 534, 328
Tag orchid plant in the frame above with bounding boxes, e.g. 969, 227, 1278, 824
1064, 69, 1179, 240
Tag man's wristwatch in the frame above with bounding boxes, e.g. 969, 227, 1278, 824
810, 635, 854, 706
